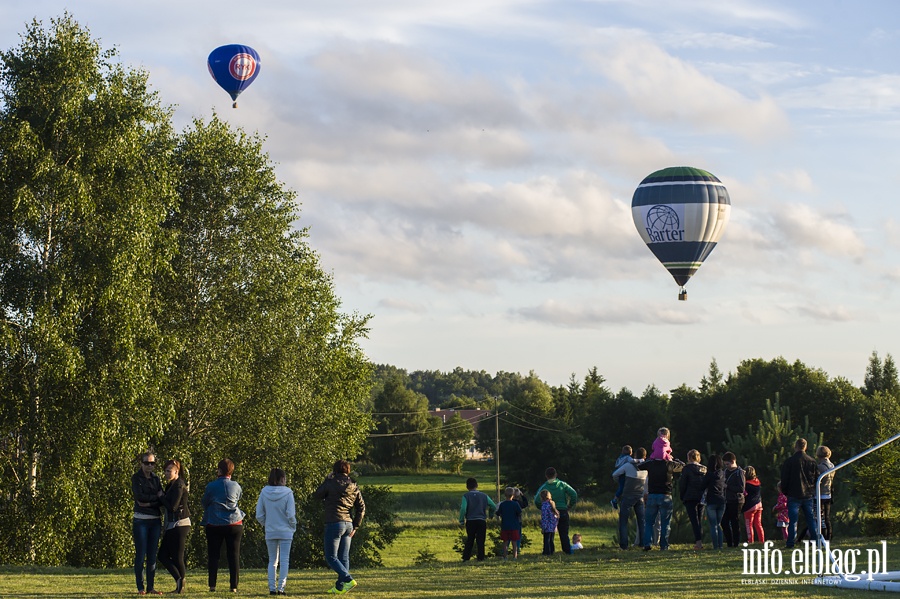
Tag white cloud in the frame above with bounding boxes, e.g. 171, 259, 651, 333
664, 32, 775, 51
514, 298, 701, 328
770, 203, 866, 260
779, 74, 900, 112
584, 33, 789, 140
792, 303, 857, 323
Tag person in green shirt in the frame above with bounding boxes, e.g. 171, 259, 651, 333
533, 467, 577, 554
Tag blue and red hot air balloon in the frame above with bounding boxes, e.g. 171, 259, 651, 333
631, 166, 731, 300
208, 44, 261, 108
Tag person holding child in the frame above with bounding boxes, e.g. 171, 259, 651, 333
612, 446, 647, 549
539, 489, 560, 555
496, 487, 522, 559
459, 477, 496, 562
610, 445, 636, 509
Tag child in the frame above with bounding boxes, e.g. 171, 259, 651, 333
610, 445, 635, 509
570, 533, 583, 552
459, 478, 497, 561
539, 489, 560, 556
742, 466, 764, 544
512, 487, 528, 554
496, 487, 523, 559
649, 427, 673, 461
773, 481, 789, 541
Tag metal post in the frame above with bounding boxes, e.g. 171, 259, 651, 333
495, 397, 501, 503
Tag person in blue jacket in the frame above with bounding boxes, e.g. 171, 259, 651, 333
201, 458, 245, 593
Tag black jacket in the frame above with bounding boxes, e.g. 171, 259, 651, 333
132, 471, 162, 516
314, 474, 366, 528
161, 477, 190, 524
702, 468, 726, 505
637, 459, 683, 495
781, 450, 819, 500
679, 462, 708, 502
724, 467, 746, 504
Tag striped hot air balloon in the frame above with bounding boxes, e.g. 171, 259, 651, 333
631, 166, 731, 300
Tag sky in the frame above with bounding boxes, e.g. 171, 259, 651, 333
2, 1, 899, 394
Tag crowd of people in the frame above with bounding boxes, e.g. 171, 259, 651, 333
130, 455, 365, 596
610, 429, 836, 552
457, 428, 836, 562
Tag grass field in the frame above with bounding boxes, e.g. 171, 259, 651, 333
2, 462, 897, 598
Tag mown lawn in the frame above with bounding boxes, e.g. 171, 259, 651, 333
2, 462, 898, 598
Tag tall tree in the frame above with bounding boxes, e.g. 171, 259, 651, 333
159, 114, 373, 501
0, 15, 177, 565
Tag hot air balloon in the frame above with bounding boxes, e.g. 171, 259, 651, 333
631, 166, 730, 301
207, 44, 261, 108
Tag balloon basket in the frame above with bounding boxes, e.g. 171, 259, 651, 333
678, 289, 687, 301
232, 102, 238, 109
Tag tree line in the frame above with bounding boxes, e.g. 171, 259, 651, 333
368, 353, 900, 536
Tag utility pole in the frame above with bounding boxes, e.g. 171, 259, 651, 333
495, 396, 501, 503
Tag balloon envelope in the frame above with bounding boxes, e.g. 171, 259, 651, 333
631, 166, 730, 294
207, 44, 261, 106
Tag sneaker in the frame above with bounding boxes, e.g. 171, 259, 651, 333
609, 498, 618, 509
341, 580, 358, 593
327, 587, 340, 595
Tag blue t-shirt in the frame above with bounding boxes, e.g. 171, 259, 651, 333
497, 499, 522, 531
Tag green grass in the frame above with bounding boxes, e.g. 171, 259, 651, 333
2, 462, 898, 598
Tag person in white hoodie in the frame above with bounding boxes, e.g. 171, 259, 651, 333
255, 468, 297, 596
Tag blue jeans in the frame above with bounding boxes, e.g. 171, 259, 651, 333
324, 521, 353, 589
787, 497, 818, 547
643, 494, 673, 549
618, 494, 645, 548
133, 518, 161, 592
267, 538, 292, 592
706, 502, 725, 549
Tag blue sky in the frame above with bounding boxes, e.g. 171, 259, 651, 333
2, 1, 899, 393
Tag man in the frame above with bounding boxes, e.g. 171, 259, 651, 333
533, 467, 578, 554
637, 457, 683, 550
780, 438, 820, 547
612, 447, 647, 549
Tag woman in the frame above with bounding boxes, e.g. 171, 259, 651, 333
314, 460, 365, 595
201, 458, 245, 593
703, 454, 726, 550
131, 452, 162, 595
817, 446, 836, 541
255, 468, 297, 596
678, 449, 707, 550
722, 451, 746, 548
157, 459, 191, 594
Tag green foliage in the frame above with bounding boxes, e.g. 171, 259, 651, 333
854, 392, 900, 516
0, 16, 373, 567
412, 546, 439, 566
368, 377, 432, 469
0, 14, 176, 566
722, 395, 821, 518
